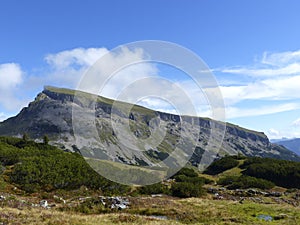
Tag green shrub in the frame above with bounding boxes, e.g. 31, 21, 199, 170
139, 183, 170, 195
173, 167, 198, 178
0, 136, 129, 194
241, 157, 300, 188
218, 175, 275, 190
171, 182, 205, 198
218, 176, 239, 186
204, 156, 239, 175
174, 175, 209, 185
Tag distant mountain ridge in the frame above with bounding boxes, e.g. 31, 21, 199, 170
0, 86, 299, 167
272, 138, 300, 156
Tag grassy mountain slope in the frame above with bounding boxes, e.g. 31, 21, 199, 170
0, 86, 299, 167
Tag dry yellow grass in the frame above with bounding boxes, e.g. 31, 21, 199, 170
0, 207, 181, 225
1, 197, 299, 225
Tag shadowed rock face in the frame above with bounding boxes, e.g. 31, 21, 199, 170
0, 86, 299, 167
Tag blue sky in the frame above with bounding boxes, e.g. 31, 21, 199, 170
1, 0, 300, 139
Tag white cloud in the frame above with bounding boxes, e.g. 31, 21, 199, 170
225, 103, 300, 119
104, 75, 210, 117
88, 47, 158, 98
45, 47, 109, 69
217, 75, 300, 106
220, 49, 300, 78
268, 128, 280, 138
267, 128, 300, 140
222, 63, 300, 77
0, 63, 28, 112
0, 63, 23, 90
0, 112, 11, 122
262, 50, 300, 66
125, 73, 300, 120
168, 77, 300, 119
292, 118, 300, 127
211, 49, 300, 138
20, 47, 158, 98
138, 98, 178, 115
38, 47, 110, 89
41, 47, 159, 98
261, 75, 300, 99
0, 112, 18, 122
209, 49, 300, 120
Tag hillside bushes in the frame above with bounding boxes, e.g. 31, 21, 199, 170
170, 168, 208, 198
139, 183, 170, 195
0, 136, 129, 194
204, 156, 239, 175
209, 155, 300, 189
218, 175, 275, 190
241, 157, 300, 188
138, 167, 209, 198
171, 182, 205, 198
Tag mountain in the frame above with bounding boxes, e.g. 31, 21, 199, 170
273, 138, 300, 156
0, 86, 299, 168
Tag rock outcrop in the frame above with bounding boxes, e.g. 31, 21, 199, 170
0, 86, 299, 168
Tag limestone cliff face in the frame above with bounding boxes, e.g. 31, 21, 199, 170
0, 86, 299, 167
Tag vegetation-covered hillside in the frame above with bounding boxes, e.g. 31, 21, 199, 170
0, 137, 300, 224
0, 136, 128, 194
0, 136, 210, 197
1, 136, 300, 196
204, 155, 300, 189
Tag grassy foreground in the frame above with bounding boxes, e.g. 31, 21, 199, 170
1, 197, 299, 225
0, 137, 299, 224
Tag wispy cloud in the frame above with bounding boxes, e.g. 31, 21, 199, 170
226, 103, 300, 119
262, 50, 300, 66
220, 49, 300, 78
268, 128, 281, 139
267, 128, 300, 140
213, 50, 300, 118
218, 75, 300, 105
292, 118, 300, 127
222, 63, 300, 77
215, 49, 300, 139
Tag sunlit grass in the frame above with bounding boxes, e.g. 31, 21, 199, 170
1, 197, 299, 224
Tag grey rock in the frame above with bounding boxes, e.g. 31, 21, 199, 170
0, 86, 299, 171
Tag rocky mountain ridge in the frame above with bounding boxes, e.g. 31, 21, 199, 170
0, 86, 299, 168
273, 138, 300, 156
